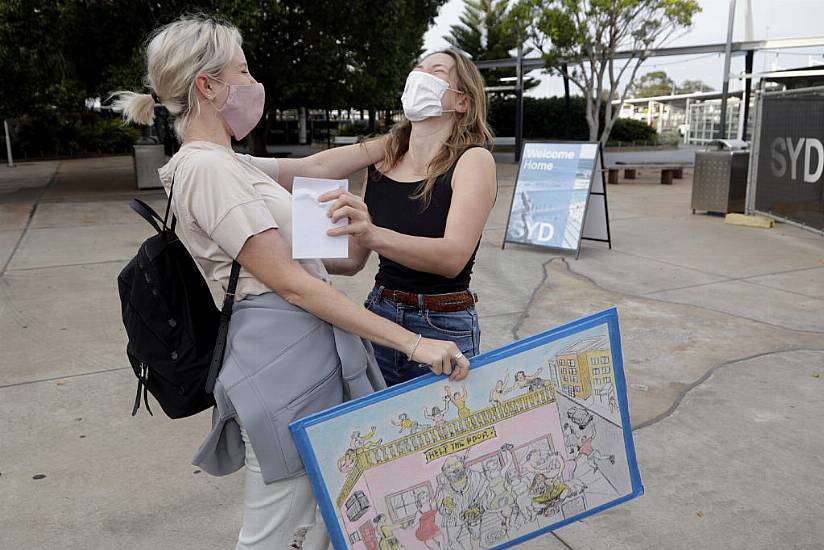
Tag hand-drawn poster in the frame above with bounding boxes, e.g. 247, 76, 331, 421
504, 141, 600, 252
291, 308, 643, 550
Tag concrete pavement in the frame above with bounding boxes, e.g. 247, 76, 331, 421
1, 154, 823, 549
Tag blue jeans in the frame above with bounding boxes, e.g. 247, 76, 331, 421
364, 286, 481, 387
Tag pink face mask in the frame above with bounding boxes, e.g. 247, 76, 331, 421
212, 80, 266, 140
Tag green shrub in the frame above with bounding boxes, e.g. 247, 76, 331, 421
76, 118, 140, 153
334, 121, 370, 137
488, 97, 660, 145
608, 118, 658, 144
10, 112, 138, 158
487, 96, 604, 141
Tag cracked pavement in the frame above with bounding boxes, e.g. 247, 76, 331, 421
1, 156, 823, 549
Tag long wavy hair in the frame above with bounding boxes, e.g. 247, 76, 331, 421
380, 49, 493, 208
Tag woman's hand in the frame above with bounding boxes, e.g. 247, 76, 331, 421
411, 337, 470, 381
321, 189, 378, 248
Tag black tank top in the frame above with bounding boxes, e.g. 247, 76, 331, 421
364, 147, 481, 294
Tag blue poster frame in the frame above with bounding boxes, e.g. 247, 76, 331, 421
502, 140, 603, 256
291, 308, 644, 550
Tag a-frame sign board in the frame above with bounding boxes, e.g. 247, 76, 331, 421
502, 141, 612, 259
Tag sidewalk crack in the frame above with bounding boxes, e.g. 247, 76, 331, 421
0, 165, 60, 278
633, 348, 824, 431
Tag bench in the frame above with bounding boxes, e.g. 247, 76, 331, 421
332, 135, 359, 146
606, 162, 689, 185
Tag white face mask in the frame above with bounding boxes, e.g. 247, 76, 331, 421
401, 71, 462, 122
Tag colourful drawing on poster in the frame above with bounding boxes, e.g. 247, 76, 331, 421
291, 308, 643, 550
504, 142, 599, 251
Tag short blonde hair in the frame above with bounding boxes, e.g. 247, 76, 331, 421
112, 15, 241, 139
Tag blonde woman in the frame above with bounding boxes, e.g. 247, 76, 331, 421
323, 49, 497, 386
115, 15, 469, 550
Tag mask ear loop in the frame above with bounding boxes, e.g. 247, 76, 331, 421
442, 88, 465, 114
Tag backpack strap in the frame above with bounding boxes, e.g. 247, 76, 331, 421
162, 177, 175, 230
129, 199, 164, 234
205, 259, 241, 393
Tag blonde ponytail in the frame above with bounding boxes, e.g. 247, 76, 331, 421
110, 15, 241, 139
112, 91, 157, 126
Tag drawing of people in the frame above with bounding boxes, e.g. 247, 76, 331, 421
391, 413, 426, 434
576, 425, 615, 473
523, 448, 564, 480
528, 473, 568, 517
423, 398, 450, 426
480, 446, 517, 533
512, 369, 548, 393
504, 469, 536, 528
444, 386, 471, 419
609, 392, 618, 414
350, 426, 382, 450
562, 423, 580, 455
488, 372, 510, 406
336, 448, 357, 473
435, 456, 490, 550
373, 514, 404, 550
406, 492, 445, 550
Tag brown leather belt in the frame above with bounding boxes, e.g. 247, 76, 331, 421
380, 287, 477, 312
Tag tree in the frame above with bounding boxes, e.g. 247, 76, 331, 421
0, 1, 446, 154
632, 71, 676, 98
678, 79, 713, 94
444, 0, 538, 92
344, 0, 447, 132
631, 73, 714, 98
506, 0, 701, 144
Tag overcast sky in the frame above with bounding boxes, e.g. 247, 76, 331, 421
422, 0, 824, 97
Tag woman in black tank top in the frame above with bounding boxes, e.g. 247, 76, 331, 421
322, 49, 497, 386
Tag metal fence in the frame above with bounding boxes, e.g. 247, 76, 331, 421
747, 85, 824, 235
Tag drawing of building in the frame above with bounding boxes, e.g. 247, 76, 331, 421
554, 336, 613, 401
334, 385, 568, 549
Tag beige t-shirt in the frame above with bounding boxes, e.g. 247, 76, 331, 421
157, 141, 329, 307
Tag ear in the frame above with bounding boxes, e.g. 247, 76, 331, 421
193, 74, 216, 101
455, 91, 469, 114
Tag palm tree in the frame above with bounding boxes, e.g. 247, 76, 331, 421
444, 0, 538, 93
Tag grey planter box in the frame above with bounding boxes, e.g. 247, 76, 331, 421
133, 144, 168, 190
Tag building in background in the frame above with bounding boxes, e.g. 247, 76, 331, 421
613, 90, 749, 145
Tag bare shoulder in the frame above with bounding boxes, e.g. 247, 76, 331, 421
456, 146, 496, 172
453, 147, 497, 197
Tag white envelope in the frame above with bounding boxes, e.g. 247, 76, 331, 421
291, 176, 349, 259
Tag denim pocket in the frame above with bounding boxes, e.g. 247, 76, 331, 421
423, 308, 475, 337
363, 287, 382, 310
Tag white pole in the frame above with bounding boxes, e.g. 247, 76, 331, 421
4, 120, 13, 167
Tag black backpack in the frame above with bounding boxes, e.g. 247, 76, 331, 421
117, 181, 240, 418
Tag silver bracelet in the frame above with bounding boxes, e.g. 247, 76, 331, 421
407, 333, 422, 360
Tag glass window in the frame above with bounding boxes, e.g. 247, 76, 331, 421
601, 356, 609, 365
593, 368, 600, 375
387, 483, 431, 523
603, 367, 610, 374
